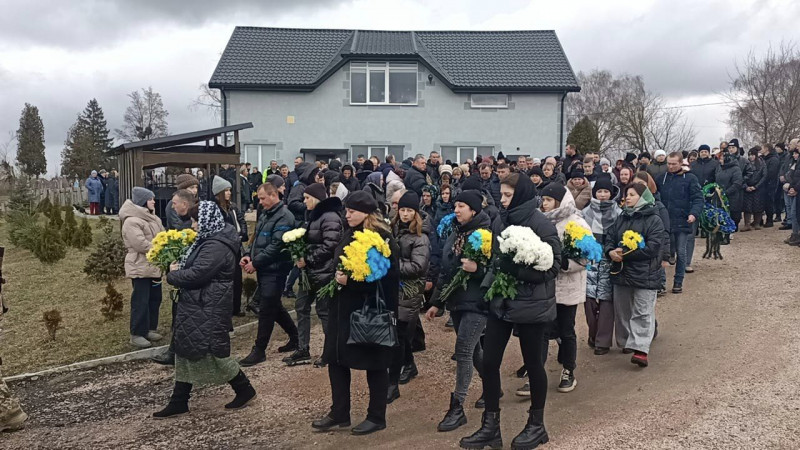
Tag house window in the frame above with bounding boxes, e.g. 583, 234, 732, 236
470, 94, 509, 109
242, 144, 277, 170
350, 62, 418, 105
441, 146, 478, 165
368, 146, 387, 160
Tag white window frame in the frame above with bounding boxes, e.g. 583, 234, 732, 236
470, 94, 509, 109
457, 147, 478, 162
242, 144, 276, 170
367, 146, 388, 159
350, 62, 418, 106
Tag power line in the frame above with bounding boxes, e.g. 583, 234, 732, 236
568, 100, 737, 117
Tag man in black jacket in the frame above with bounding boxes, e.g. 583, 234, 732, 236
426, 151, 442, 185
760, 144, 781, 227
690, 145, 720, 187
404, 154, 429, 196
239, 183, 299, 367
561, 144, 582, 176
479, 163, 502, 206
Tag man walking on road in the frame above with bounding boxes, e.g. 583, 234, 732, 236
657, 152, 703, 294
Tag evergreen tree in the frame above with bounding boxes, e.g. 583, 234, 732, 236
72, 217, 93, 249
567, 116, 602, 155
83, 223, 125, 282
8, 177, 35, 214
49, 198, 63, 228
16, 103, 47, 178
100, 283, 124, 321
34, 221, 67, 264
63, 204, 78, 244
61, 99, 114, 178
7, 178, 40, 250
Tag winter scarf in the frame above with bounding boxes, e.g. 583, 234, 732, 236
542, 190, 578, 223
623, 187, 656, 214
583, 198, 622, 235
179, 201, 225, 268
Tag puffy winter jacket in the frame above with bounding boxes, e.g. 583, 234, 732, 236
248, 201, 294, 274
304, 197, 344, 288
167, 225, 239, 360
432, 200, 454, 227
715, 160, 744, 212
384, 170, 405, 205
486, 199, 561, 324
646, 160, 669, 182
219, 204, 247, 244
604, 204, 666, 291
691, 157, 720, 187
86, 176, 103, 203
395, 220, 430, 322
119, 199, 164, 279
656, 170, 703, 234
430, 211, 492, 315
286, 162, 317, 222
404, 166, 428, 196
542, 191, 588, 306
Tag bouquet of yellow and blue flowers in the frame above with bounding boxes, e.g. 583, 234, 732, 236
282, 227, 310, 291
438, 228, 492, 302
146, 229, 197, 273
317, 229, 392, 300
563, 221, 603, 265
610, 230, 645, 275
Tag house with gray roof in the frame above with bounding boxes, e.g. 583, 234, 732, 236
209, 27, 580, 168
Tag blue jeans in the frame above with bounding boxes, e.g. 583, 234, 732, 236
670, 231, 689, 285
686, 222, 697, 267
785, 192, 795, 226
451, 311, 486, 403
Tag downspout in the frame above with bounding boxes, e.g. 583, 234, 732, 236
559, 91, 567, 157
222, 89, 228, 127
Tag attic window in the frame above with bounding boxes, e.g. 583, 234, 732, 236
470, 94, 509, 109
350, 62, 417, 105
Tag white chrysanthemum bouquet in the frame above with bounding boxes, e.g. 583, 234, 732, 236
283, 227, 311, 291
485, 225, 554, 300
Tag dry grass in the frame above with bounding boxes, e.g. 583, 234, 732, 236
0, 217, 256, 376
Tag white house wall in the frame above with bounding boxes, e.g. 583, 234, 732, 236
226, 64, 563, 165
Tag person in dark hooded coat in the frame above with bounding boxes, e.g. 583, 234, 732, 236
340, 164, 361, 193
715, 152, 744, 229
154, 201, 257, 419
461, 173, 560, 450
287, 162, 318, 222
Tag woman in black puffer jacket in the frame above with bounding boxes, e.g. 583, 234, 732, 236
388, 191, 430, 402
605, 183, 666, 369
461, 174, 561, 450
426, 189, 492, 433
742, 147, 767, 230
285, 183, 344, 366
155, 201, 257, 419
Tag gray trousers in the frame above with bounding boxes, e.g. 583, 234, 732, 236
613, 285, 657, 354
451, 311, 486, 404
584, 297, 614, 349
295, 288, 329, 351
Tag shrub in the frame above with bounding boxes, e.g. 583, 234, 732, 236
96, 215, 110, 230
63, 205, 78, 244
100, 283, 124, 321
36, 197, 53, 215
8, 178, 35, 214
48, 199, 63, 228
83, 223, 125, 283
72, 217, 93, 249
42, 309, 63, 340
33, 221, 67, 264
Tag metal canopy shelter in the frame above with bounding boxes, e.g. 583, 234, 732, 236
114, 123, 253, 208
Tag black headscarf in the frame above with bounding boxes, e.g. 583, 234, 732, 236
507, 173, 538, 211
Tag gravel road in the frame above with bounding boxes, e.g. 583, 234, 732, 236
2, 227, 799, 449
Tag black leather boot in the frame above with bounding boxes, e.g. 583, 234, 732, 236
459, 411, 502, 449
153, 381, 192, 419
511, 408, 549, 449
225, 370, 257, 409
437, 393, 467, 432
386, 384, 400, 404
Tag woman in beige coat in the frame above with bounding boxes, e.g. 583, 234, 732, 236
120, 187, 165, 348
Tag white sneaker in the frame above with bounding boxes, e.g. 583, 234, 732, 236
146, 330, 163, 341
130, 335, 152, 348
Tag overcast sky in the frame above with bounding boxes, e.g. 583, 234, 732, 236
1, 0, 797, 175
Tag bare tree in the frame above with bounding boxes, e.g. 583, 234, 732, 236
189, 83, 222, 121
648, 107, 698, 151
115, 87, 169, 142
567, 70, 624, 154
725, 42, 800, 144
0, 132, 18, 184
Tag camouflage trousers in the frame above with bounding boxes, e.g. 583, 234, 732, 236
0, 366, 24, 424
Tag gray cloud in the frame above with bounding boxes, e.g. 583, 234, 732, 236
0, 0, 344, 49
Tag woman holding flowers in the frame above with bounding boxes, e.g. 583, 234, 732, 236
154, 201, 257, 419
539, 183, 591, 393
582, 176, 621, 355
120, 187, 165, 349
425, 189, 492, 432
605, 183, 666, 368
388, 191, 430, 401
284, 182, 343, 367
461, 173, 561, 450
313, 191, 400, 436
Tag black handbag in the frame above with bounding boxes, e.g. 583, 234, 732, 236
348, 283, 398, 348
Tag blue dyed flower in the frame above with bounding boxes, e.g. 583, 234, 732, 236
437, 213, 456, 239
365, 247, 390, 282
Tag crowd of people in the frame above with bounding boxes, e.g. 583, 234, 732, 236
84, 169, 120, 215
4, 139, 794, 444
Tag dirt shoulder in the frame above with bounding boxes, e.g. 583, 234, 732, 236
2, 227, 799, 449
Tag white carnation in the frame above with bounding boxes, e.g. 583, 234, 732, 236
496, 225, 553, 271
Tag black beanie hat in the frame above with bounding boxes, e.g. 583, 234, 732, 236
362, 160, 374, 172
639, 151, 652, 160
540, 183, 566, 203
455, 190, 483, 214
624, 152, 637, 164
728, 138, 740, 148
528, 167, 545, 178
304, 182, 328, 202
592, 175, 616, 199
569, 167, 585, 180
397, 191, 420, 212
460, 175, 483, 191
698, 144, 711, 152
345, 190, 378, 214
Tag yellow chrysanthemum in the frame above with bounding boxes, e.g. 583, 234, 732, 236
338, 229, 391, 282
477, 229, 493, 259
621, 230, 644, 251
565, 221, 591, 242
